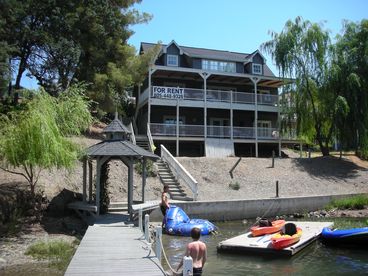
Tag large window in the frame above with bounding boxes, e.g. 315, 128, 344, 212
202, 59, 236, 73
167, 55, 179, 66
252, 63, 262, 75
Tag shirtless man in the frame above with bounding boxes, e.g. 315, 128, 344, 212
176, 227, 207, 276
160, 184, 170, 216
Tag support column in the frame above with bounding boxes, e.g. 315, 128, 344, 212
82, 158, 87, 202
176, 99, 180, 157
95, 158, 101, 215
88, 160, 93, 203
128, 160, 134, 214
230, 90, 233, 140
277, 88, 282, 157
142, 158, 146, 203
148, 67, 153, 125
252, 77, 260, 157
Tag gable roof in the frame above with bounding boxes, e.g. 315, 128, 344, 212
141, 42, 251, 63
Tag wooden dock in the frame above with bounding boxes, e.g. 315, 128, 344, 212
217, 221, 333, 256
65, 214, 165, 275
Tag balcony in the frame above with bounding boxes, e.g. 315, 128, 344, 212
141, 86, 279, 106
150, 123, 284, 140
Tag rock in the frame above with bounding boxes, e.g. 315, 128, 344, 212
293, 213, 304, 218
320, 210, 327, 216
0, 258, 6, 266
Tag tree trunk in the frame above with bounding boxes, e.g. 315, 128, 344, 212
15, 57, 27, 89
320, 144, 330, 156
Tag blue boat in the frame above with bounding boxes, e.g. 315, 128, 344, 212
164, 206, 217, 236
321, 227, 368, 245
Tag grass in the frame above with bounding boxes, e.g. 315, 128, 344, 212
25, 239, 79, 271
326, 195, 368, 210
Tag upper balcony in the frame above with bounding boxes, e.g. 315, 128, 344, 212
138, 86, 279, 112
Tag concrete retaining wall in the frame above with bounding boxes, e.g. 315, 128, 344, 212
150, 193, 365, 221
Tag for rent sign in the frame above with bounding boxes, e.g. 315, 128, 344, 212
152, 86, 184, 99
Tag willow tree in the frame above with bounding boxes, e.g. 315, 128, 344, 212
334, 20, 368, 159
0, 84, 92, 196
262, 17, 350, 156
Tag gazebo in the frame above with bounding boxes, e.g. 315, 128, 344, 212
72, 114, 159, 218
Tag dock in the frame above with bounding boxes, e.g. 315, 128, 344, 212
217, 221, 333, 256
65, 213, 165, 276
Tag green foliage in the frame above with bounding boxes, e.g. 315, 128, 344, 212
229, 181, 240, 190
0, 84, 92, 196
135, 159, 157, 177
326, 195, 368, 210
25, 239, 79, 271
0, 0, 155, 114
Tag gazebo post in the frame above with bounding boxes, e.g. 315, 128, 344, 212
82, 158, 87, 202
96, 157, 102, 215
142, 158, 146, 203
128, 159, 134, 215
88, 160, 93, 203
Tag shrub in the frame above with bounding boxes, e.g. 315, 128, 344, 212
229, 181, 240, 190
135, 160, 156, 177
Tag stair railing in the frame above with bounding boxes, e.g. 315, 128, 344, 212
147, 123, 154, 152
160, 145, 198, 201
129, 122, 136, 145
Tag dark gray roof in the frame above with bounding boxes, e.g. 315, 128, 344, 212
86, 140, 159, 160
141, 42, 250, 63
103, 118, 131, 134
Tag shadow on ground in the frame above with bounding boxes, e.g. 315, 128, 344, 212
292, 156, 367, 180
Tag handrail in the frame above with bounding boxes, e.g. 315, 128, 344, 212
160, 145, 198, 201
128, 122, 136, 145
147, 123, 154, 152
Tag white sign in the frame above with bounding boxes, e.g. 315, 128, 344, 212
153, 86, 184, 99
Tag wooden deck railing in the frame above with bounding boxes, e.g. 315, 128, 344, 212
161, 145, 198, 200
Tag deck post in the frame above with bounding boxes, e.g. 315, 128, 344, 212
155, 226, 162, 263
82, 158, 87, 202
300, 142, 303, 158
139, 209, 143, 232
88, 160, 93, 203
145, 214, 150, 242
96, 158, 101, 215
142, 158, 146, 203
183, 256, 193, 276
128, 160, 134, 215
252, 77, 259, 158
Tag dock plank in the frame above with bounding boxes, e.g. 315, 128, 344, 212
65, 224, 165, 275
217, 221, 333, 256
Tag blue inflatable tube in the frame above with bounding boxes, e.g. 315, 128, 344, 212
321, 227, 368, 245
164, 206, 217, 236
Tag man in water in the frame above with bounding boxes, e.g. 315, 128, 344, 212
160, 184, 170, 215
176, 227, 207, 276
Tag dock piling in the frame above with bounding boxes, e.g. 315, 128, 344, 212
145, 214, 150, 242
155, 226, 162, 263
276, 181, 279, 198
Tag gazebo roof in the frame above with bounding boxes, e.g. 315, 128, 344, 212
86, 140, 159, 160
102, 117, 131, 134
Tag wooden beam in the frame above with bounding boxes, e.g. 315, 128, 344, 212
128, 159, 134, 215
95, 158, 101, 216
82, 158, 87, 202
88, 160, 93, 203
142, 158, 146, 203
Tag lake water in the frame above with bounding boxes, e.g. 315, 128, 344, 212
161, 220, 368, 276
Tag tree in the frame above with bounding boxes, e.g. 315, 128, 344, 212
262, 17, 349, 156
1, 0, 155, 110
333, 20, 368, 159
0, 84, 92, 196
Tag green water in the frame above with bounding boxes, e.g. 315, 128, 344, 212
161, 220, 368, 276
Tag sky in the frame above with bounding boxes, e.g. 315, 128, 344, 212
128, 0, 368, 74
21, 0, 368, 89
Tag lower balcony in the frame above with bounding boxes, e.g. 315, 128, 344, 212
150, 123, 287, 140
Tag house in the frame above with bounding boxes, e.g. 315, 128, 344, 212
134, 40, 290, 157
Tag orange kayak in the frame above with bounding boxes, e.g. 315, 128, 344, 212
271, 227, 302, 250
251, 220, 286, 237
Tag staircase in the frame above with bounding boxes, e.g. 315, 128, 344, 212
156, 160, 193, 201
135, 135, 151, 151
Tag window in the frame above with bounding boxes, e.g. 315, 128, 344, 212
252, 63, 262, 75
167, 55, 178, 66
202, 59, 236, 73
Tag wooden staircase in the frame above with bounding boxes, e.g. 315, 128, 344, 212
156, 160, 193, 201
135, 135, 151, 151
